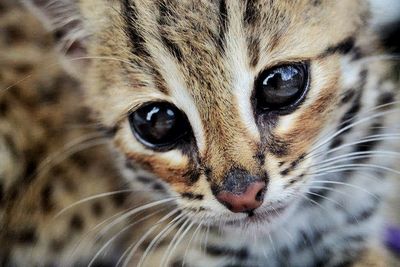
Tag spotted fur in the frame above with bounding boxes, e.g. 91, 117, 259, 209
1, 0, 400, 266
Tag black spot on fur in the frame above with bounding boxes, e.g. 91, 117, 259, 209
181, 192, 204, 200
328, 137, 343, 151
307, 187, 331, 204
51, 166, 63, 177
204, 167, 212, 177
340, 89, 356, 105
14, 64, 33, 75
3, 134, 18, 159
340, 92, 362, 133
295, 230, 313, 252
352, 121, 382, 161
0, 2, 5, 14
112, 192, 128, 207
346, 200, 379, 224
3, 25, 25, 44
61, 177, 76, 194
244, 0, 260, 26
321, 37, 356, 57
152, 183, 164, 191
136, 176, 153, 184
254, 150, 265, 166
184, 168, 201, 184
23, 159, 38, 182
329, 69, 369, 150
280, 154, 306, 176
102, 125, 118, 138
91, 201, 104, 217
351, 47, 364, 61
296, 228, 327, 253
170, 259, 188, 267
267, 135, 290, 157
38, 75, 67, 103
206, 245, 248, 260
69, 214, 84, 232
377, 92, 396, 108
279, 246, 290, 258
312, 0, 322, 6
0, 100, 9, 116
15, 228, 38, 244
70, 153, 89, 170
125, 159, 137, 171
0, 182, 4, 204
40, 183, 54, 213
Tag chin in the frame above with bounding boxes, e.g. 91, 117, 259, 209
198, 201, 296, 236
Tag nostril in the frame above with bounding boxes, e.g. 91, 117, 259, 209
255, 187, 264, 202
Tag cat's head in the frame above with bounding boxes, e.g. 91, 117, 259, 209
24, 0, 399, 229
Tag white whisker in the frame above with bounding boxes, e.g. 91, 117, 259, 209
309, 180, 379, 199
160, 217, 192, 267
164, 216, 197, 267
137, 211, 190, 267
98, 197, 179, 238
87, 208, 163, 267
54, 190, 133, 218
181, 216, 204, 267
119, 209, 186, 267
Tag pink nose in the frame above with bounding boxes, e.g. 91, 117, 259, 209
216, 181, 266, 213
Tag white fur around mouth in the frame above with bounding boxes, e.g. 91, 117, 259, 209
222, 204, 289, 226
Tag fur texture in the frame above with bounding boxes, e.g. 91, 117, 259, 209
1, 0, 399, 266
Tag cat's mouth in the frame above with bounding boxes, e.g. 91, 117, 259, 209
222, 204, 289, 226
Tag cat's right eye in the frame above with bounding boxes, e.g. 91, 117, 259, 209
128, 102, 191, 150
254, 63, 309, 114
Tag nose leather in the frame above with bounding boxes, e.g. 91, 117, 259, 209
216, 181, 266, 213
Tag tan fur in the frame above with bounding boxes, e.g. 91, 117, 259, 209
77, 0, 370, 189
1, 0, 399, 266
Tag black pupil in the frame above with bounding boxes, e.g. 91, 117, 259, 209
256, 64, 307, 110
129, 103, 189, 147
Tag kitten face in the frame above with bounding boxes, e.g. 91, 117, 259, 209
77, 0, 370, 227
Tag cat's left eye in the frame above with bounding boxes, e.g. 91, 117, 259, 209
254, 62, 309, 113
128, 102, 191, 150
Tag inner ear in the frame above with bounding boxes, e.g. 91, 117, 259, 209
22, 0, 89, 77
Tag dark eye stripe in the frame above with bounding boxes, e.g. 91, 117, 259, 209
158, 1, 184, 62
122, 0, 170, 95
216, 0, 229, 54
122, 0, 150, 59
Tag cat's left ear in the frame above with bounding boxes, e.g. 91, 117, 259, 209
22, 0, 89, 77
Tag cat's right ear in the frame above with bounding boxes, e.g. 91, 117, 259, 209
22, 0, 89, 77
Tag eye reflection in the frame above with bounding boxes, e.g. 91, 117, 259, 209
128, 102, 192, 150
